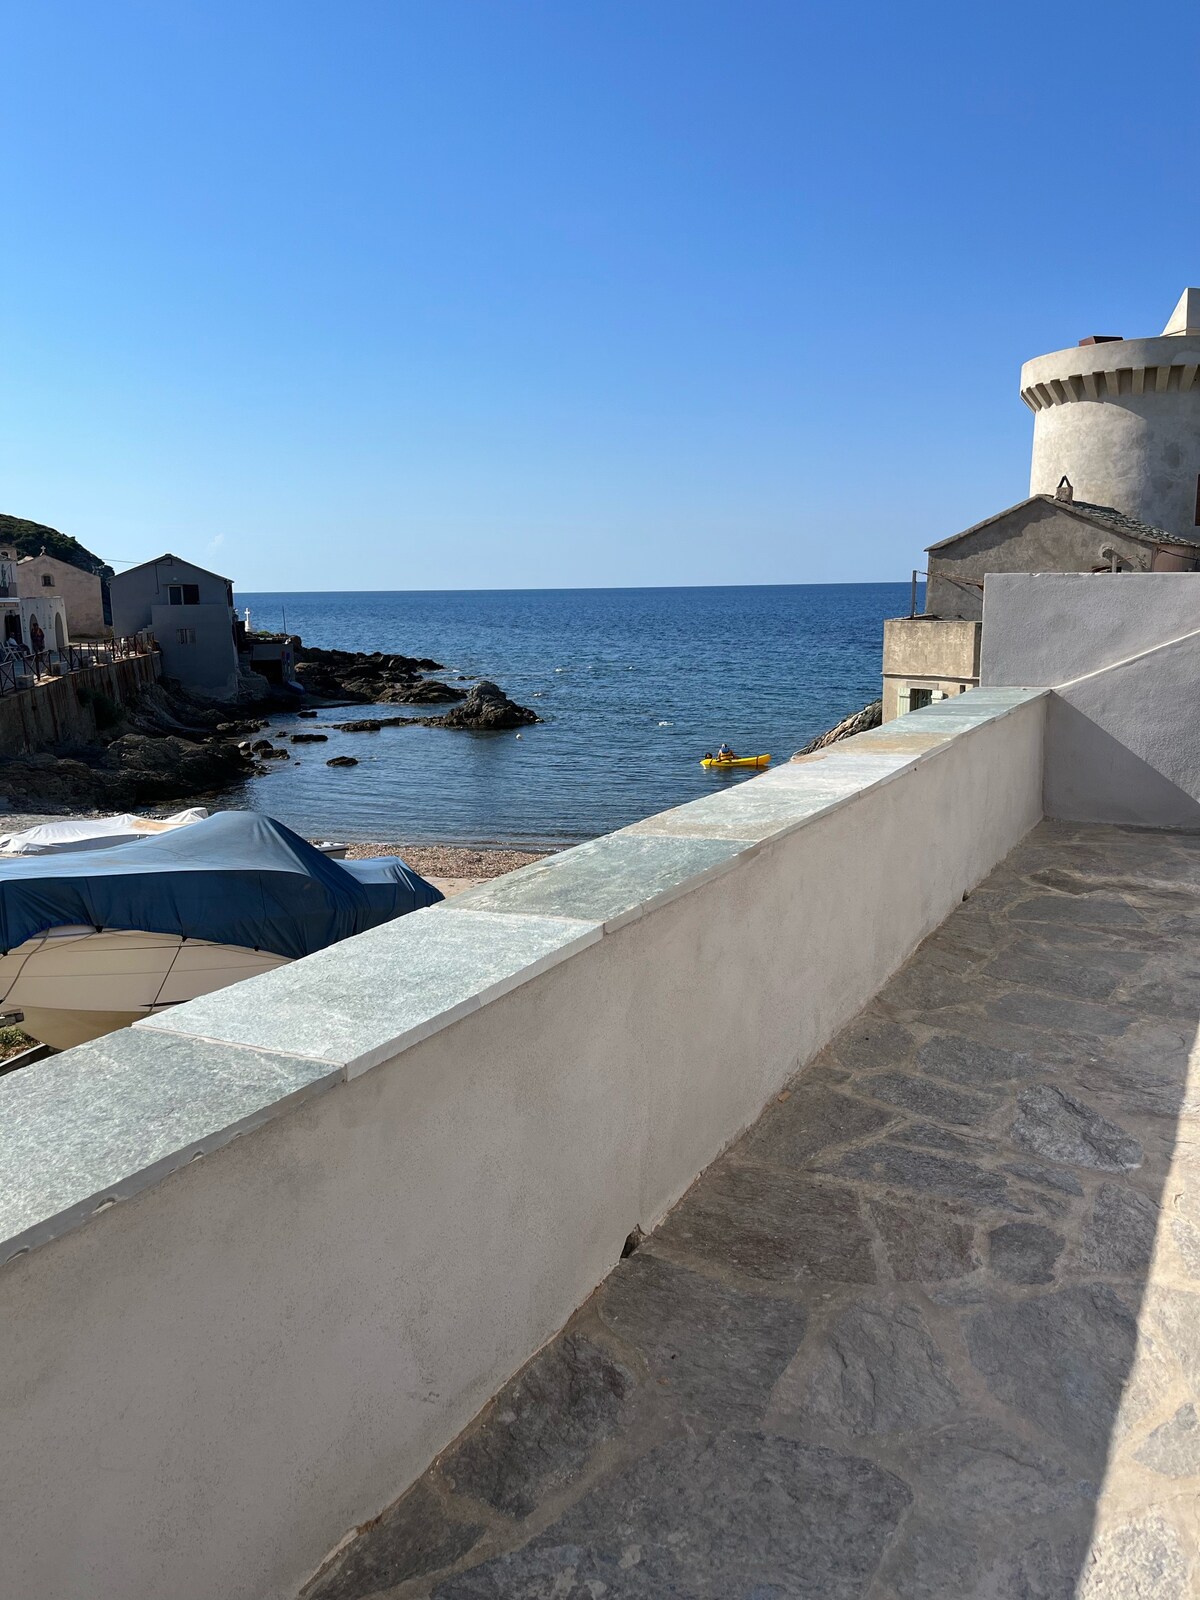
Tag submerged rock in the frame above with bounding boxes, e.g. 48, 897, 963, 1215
327, 755, 358, 767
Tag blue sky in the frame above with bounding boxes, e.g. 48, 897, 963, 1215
3, 1, 1198, 590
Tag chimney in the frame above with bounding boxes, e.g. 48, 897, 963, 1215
1055, 476, 1074, 503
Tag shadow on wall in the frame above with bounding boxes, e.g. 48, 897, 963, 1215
1041, 622, 1200, 827
980, 572, 1200, 829
1046, 698, 1200, 827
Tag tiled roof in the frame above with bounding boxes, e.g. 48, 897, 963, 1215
1065, 499, 1200, 548
926, 495, 1200, 553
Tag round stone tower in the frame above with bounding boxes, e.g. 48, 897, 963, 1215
1022, 287, 1200, 537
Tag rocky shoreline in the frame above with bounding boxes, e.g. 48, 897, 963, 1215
0, 639, 539, 814
291, 643, 467, 705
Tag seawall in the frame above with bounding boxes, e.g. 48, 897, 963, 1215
0, 653, 160, 755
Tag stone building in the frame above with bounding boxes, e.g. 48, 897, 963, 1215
16, 550, 109, 639
0, 549, 71, 654
884, 288, 1200, 720
109, 553, 240, 699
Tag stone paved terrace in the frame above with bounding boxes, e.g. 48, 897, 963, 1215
306, 821, 1200, 1600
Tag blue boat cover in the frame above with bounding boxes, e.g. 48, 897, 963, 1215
0, 812, 443, 959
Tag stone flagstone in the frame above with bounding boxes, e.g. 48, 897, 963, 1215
303, 823, 1200, 1600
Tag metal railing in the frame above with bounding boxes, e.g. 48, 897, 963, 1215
0, 635, 157, 697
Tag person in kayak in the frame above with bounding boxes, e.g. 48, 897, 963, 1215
717, 742, 735, 761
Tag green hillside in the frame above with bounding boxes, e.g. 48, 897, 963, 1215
0, 514, 113, 578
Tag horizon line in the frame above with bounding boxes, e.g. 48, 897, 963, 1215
235, 577, 922, 596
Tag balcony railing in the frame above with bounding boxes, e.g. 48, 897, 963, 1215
0, 635, 157, 697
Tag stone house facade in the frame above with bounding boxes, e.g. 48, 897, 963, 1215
16, 551, 109, 639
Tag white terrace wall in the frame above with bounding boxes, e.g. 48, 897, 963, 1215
981, 572, 1200, 826
0, 692, 1045, 1600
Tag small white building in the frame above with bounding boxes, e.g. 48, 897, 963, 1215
0, 550, 70, 655
109, 554, 239, 699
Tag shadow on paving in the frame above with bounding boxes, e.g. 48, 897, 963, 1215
304, 820, 1200, 1600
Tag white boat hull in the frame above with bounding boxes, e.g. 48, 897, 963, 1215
0, 927, 288, 1050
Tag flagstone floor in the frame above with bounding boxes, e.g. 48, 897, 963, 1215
306, 821, 1200, 1600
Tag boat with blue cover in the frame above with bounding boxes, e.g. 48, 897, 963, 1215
0, 812, 442, 1049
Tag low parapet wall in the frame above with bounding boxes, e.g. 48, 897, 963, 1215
0, 688, 1046, 1600
0, 650, 160, 753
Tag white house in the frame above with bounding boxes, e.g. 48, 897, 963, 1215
109, 554, 239, 699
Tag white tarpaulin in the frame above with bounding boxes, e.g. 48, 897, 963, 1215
0, 808, 209, 855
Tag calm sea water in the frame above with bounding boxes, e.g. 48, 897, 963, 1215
231, 585, 914, 847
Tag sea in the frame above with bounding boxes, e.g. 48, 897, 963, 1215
233, 584, 917, 848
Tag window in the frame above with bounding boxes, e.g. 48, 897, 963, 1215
176, 626, 196, 645
909, 687, 934, 711
41, 574, 54, 588
167, 584, 200, 606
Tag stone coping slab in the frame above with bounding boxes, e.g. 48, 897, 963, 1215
139, 909, 602, 1076
445, 833, 752, 929
0, 1029, 339, 1260
0, 687, 1046, 1263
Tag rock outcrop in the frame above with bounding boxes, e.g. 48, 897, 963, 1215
794, 700, 882, 757
377, 679, 466, 705
290, 645, 450, 704
0, 732, 253, 809
430, 681, 539, 731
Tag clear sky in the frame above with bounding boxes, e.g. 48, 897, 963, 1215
3, 1, 1198, 591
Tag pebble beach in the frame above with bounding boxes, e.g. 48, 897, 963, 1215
344, 841, 549, 897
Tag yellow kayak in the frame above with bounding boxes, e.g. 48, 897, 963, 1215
700, 754, 772, 770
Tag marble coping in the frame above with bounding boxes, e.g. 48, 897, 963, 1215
0, 688, 1046, 1261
